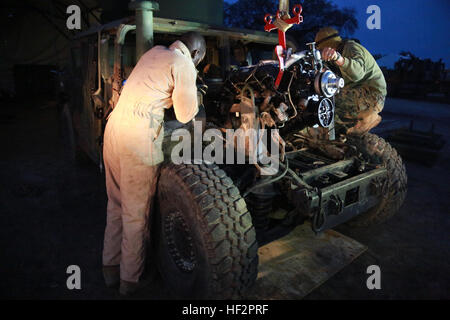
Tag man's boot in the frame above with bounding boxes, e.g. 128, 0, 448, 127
347, 110, 382, 135
102, 265, 120, 288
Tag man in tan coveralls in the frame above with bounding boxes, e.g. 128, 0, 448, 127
315, 27, 387, 135
102, 32, 206, 296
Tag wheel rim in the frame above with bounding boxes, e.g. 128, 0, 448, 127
163, 210, 197, 273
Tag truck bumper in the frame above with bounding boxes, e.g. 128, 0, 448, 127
292, 166, 388, 232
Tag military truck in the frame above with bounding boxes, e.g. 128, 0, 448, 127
60, 1, 407, 299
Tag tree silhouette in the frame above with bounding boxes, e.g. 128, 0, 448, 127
224, 0, 358, 47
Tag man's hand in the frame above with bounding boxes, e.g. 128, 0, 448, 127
321, 47, 337, 61
321, 47, 345, 66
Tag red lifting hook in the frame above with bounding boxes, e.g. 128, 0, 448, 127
264, 4, 303, 89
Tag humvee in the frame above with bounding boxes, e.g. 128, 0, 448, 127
60, 1, 407, 299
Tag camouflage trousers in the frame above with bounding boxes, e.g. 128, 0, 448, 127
334, 86, 386, 135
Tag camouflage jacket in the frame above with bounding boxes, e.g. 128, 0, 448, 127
337, 40, 387, 96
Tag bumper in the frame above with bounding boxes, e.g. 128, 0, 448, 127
292, 164, 388, 232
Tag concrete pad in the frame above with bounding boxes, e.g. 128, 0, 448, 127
246, 223, 367, 299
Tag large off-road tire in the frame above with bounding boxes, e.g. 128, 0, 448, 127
155, 162, 258, 299
346, 133, 407, 227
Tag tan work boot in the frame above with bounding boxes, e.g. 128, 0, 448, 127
102, 265, 120, 288
119, 278, 152, 296
347, 111, 382, 135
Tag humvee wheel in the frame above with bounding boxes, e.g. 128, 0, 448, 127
156, 162, 258, 299
347, 133, 407, 227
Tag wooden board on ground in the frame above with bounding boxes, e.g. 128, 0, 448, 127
246, 222, 367, 299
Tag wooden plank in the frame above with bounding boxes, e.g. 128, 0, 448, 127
246, 222, 367, 299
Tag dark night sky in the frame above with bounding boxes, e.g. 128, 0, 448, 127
225, 0, 450, 69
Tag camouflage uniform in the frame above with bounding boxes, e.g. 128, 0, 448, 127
334, 85, 386, 133
333, 40, 387, 135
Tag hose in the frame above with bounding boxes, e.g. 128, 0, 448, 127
287, 72, 298, 120
242, 158, 289, 198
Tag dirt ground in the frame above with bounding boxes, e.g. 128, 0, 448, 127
0, 97, 449, 299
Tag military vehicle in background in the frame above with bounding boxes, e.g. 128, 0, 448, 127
385, 52, 449, 103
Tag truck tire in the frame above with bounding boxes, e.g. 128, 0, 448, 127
155, 162, 258, 299
346, 133, 407, 227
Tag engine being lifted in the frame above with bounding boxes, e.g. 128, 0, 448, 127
205, 43, 344, 146
200, 44, 380, 243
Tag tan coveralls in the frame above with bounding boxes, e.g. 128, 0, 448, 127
102, 40, 199, 283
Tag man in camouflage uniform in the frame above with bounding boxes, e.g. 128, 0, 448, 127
315, 27, 387, 135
